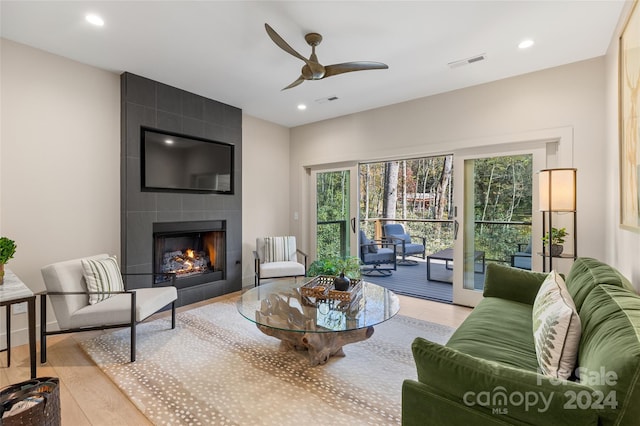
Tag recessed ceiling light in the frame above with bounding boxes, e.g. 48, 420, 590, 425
518, 39, 534, 49
85, 14, 104, 27
164, 139, 174, 145
297, 104, 307, 111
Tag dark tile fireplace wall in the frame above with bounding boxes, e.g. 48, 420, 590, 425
120, 72, 242, 307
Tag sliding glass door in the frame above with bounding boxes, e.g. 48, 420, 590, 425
310, 165, 359, 261
453, 148, 544, 307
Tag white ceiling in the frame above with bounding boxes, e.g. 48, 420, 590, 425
0, 1, 627, 128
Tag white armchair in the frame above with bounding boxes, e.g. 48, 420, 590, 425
40, 254, 177, 363
254, 236, 307, 286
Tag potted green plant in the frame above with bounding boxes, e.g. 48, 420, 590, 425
307, 255, 361, 280
0, 237, 17, 284
541, 227, 567, 257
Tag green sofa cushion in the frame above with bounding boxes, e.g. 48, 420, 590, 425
410, 337, 600, 425
447, 297, 538, 372
483, 263, 548, 305
565, 257, 634, 312
402, 380, 529, 426
578, 284, 640, 426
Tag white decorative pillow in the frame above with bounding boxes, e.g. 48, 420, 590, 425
81, 256, 125, 305
532, 271, 581, 379
264, 236, 296, 263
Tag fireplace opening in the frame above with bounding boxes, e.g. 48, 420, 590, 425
153, 221, 226, 287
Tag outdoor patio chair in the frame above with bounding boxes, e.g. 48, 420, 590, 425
510, 238, 532, 270
254, 236, 307, 286
382, 223, 426, 265
40, 254, 177, 363
359, 230, 397, 276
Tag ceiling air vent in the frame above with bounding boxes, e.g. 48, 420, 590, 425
448, 53, 487, 69
315, 96, 339, 104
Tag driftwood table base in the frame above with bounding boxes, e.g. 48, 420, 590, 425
257, 324, 374, 366
238, 281, 399, 367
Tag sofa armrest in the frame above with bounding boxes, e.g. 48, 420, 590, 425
410, 337, 600, 426
483, 263, 548, 305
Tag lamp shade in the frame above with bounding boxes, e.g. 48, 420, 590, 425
538, 168, 576, 211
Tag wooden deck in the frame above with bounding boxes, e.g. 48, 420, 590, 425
363, 258, 486, 303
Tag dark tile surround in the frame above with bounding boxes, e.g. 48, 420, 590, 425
120, 72, 242, 307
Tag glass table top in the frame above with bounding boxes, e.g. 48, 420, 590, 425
237, 278, 400, 333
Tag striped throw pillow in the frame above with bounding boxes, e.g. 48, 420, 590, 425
81, 256, 125, 305
264, 236, 296, 263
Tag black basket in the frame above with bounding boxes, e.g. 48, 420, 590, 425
0, 377, 60, 426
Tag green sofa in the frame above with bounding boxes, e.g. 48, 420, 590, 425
402, 257, 640, 425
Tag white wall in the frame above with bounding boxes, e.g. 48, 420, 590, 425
290, 58, 608, 278
0, 39, 120, 341
0, 40, 293, 344
240, 115, 291, 285
604, 2, 640, 290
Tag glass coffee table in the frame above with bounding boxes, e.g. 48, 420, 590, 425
237, 279, 400, 366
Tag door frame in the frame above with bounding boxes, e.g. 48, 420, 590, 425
452, 145, 547, 307
309, 163, 359, 262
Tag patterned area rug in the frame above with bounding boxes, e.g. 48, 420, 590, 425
80, 297, 454, 425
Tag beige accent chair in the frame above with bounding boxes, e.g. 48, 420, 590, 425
40, 254, 177, 363
254, 236, 307, 286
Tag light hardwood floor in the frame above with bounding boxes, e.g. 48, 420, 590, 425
0, 291, 472, 425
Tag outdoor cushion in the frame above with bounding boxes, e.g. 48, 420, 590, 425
389, 233, 412, 244
363, 248, 395, 263
359, 230, 378, 253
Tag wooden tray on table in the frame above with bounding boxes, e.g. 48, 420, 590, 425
300, 275, 362, 302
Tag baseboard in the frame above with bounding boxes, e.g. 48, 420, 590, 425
0, 320, 57, 348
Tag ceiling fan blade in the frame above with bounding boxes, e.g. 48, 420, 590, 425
265, 23, 310, 65
282, 75, 306, 91
324, 61, 389, 78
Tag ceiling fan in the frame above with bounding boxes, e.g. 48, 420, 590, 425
265, 23, 389, 90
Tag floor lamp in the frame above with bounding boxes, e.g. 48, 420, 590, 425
538, 168, 577, 272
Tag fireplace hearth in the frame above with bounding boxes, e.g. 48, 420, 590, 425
153, 220, 225, 289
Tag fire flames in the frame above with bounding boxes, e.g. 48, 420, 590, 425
161, 248, 211, 277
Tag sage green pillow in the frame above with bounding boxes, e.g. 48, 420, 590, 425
483, 263, 548, 305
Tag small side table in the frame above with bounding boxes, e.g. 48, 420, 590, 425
0, 268, 36, 378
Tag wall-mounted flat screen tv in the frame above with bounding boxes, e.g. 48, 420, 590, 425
141, 127, 234, 194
